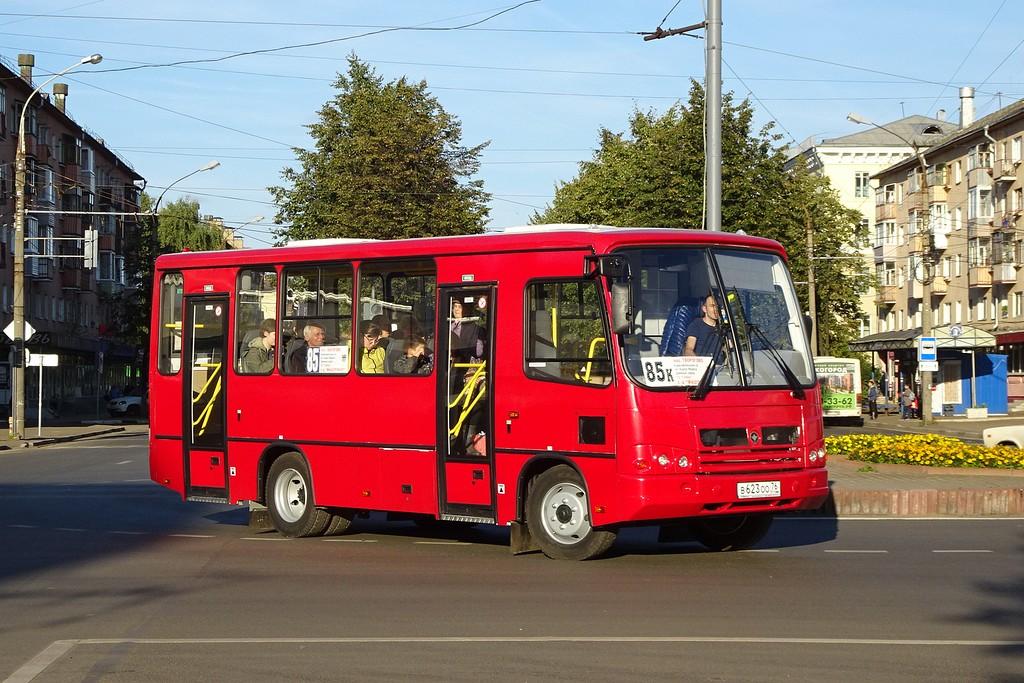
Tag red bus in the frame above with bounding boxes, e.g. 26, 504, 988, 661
149, 226, 829, 560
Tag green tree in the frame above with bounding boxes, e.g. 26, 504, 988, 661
270, 54, 490, 241
533, 81, 868, 355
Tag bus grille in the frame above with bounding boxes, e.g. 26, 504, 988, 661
696, 447, 803, 474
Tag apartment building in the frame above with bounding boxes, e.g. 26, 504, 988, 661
852, 96, 1024, 412
0, 53, 145, 416
787, 115, 957, 359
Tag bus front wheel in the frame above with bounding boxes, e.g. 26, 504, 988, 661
526, 465, 616, 560
266, 453, 331, 537
690, 514, 773, 551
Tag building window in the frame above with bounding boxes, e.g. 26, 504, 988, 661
954, 160, 962, 184
942, 302, 951, 324
854, 172, 871, 198
98, 251, 114, 281
956, 300, 963, 323
1013, 136, 1022, 164
1015, 292, 1023, 318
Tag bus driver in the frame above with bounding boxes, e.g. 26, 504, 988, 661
683, 294, 723, 359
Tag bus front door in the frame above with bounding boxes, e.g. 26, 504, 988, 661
182, 296, 229, 502
437, 287, 495, 522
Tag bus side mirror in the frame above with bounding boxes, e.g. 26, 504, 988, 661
610, 282, 631, 334
803, 315, 814, 344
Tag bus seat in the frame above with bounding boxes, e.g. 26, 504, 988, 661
660, 298, 700, 356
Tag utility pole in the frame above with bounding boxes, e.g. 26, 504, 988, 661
11, 54, 102, 438
805, 208, 818, 355
640, 0, 721, 231
705, 0, 722, 231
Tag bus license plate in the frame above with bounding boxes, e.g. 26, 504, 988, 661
737, 481, 781, 499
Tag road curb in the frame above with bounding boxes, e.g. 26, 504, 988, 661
828, 485, 1024, 516
13, 426, 127, 449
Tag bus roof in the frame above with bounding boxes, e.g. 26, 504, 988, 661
155, 224, 787, 270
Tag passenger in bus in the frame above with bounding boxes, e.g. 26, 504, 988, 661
450, 300, 484, 362
393, 336, 432, 375
683, 294, 724, 359
359, 322, 386, 374
284, 322, 325, 373
371, 314, 392, 351
241, 318, 276, 373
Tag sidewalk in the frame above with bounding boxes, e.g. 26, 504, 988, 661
1, 423, 148, 450
826, 413, 1024, 516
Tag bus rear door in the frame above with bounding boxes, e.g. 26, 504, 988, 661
437, 286, 495, 522
182, 296, 229, 502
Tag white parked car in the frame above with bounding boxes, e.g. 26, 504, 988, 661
982, 425, 1024, 448
107, 392, 146, 418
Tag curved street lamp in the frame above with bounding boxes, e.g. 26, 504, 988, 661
847, 112, 935, 424
12, 53, 103, 438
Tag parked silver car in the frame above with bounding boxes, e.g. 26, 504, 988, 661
107, 392, 145, 418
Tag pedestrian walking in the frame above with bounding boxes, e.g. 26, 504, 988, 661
867, 380, 879, 420
900, 387, 916, 420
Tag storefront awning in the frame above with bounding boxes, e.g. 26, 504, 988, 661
849, 324, 995, 352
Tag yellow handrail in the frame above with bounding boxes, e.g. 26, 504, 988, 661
574, 337, 607, 383
448, 361, 486, 438
191, 362, 223, 438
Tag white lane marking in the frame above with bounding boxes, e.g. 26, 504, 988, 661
168, 534, 215, 539
54, 528, 86, 532
824, 550, 888, 554
932, 549, 994, 554
115, 460, 132, 465
322, 538, 378, 543
241, 537, 291, 541
109, 531, 147, 536
414, 541, 470, 546
5, 639, 77, 683
782, 517, 1024, 522
15, 635, 1024, 682
8, 524, 37, 529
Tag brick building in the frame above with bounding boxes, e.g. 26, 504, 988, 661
0, 53, 145, 417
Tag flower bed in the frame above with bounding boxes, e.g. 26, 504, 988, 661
825, 434, 1024, 470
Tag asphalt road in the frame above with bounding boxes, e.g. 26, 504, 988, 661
2, 434, 1022, 682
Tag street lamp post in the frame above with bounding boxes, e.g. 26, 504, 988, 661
148, 160, 221, 257
11, 53, 102, 438
847, 112, 934, 424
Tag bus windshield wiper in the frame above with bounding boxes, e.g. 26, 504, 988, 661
690, 324, 729, 401
747, 324, 806, 399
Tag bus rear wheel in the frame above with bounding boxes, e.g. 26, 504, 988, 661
266, 453, 331, 537
690, 514, 773, 551
526, 465, 616, 560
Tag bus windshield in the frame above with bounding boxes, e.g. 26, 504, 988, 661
617, 246, 815, 392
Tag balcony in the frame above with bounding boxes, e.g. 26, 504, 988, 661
61, 268, 86, 291
994, 158, 1019, 183
33, 142, 52, 164
876, 203, 898, 221
968, 167, 992, 189
908, 279, 923, 299
875, 284, 898, 305
996, 212, 1020, 231
908, 234, 926, 253
968, 218, 993, 239
27, 258, 53, 280
97, 280, 122, 295
98, 233, 115, 251
931, 278, 948, 295
60, 215, 83, 237
969, 266, 992, 288
874, 242, 898, 261
992, 262, 1017, 284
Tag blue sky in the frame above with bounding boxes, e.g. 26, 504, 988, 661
3, 1, 1023, 247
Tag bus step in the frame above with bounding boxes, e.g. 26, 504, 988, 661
186, 495, 229, 504
440, 514, 494, 524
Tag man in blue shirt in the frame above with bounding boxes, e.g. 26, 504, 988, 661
683, 294, 723, 359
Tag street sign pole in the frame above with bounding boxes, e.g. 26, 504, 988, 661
26, 353, 59, 437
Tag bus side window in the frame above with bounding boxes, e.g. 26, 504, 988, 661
236, 268, 278, 374
357, 259, 437, 375
525, 279, 611, 386
158, 272, 184, 375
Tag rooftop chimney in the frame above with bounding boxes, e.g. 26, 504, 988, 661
53, 83, 68, 113
17, 53, 34, 82
936, 109, 946, 122
960, 86, 975, 127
